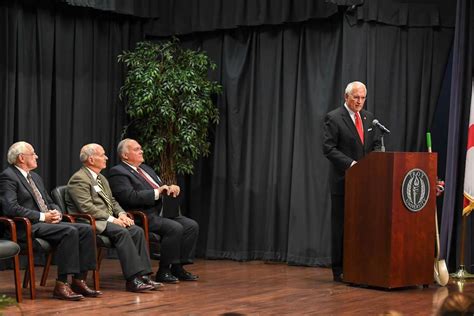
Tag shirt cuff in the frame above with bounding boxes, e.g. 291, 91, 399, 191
154, 189, 160, 200
107, 215, 115, 222
39, 212, 45, 222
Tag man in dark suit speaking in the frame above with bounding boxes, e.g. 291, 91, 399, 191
0, 141, 100, 300
108, 139, 199, 284
323, 81, 381, 282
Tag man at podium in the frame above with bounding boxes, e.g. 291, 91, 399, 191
322, 81, 381, 282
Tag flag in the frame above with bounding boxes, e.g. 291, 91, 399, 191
463, 80, 474, 216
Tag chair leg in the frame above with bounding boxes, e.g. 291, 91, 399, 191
22, 268, 29, 289
93, 269, 100, 291
97, 248, 104, 271
25, 241, 36, 299
94, 248, 105, 291
12, 255, 22, 303
40, 252, 54, 286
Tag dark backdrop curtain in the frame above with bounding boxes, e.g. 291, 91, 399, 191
439, 0, 474, 272
0, 0, 455, 267
59, 0, 455, 36
0, 0, 144, 190
176, 13, 453, 265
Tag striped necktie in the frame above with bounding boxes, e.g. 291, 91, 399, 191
97, 176, 113, 215
27, 173, 49, 213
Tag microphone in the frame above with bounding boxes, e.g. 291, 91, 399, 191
372, 119, 390, 134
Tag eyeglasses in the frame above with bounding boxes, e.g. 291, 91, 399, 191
21, 153, 37, 157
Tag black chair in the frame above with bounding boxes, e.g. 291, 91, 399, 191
50, 186, 105, 290
32, 206, 95, 289
125, 195, 180, 260
0, 217, 21, 302
126, 210, 161, 260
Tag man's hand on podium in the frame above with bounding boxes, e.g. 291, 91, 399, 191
436, 180, 445, 197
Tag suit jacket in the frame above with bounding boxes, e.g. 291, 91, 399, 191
108, 162, 162, 217
65, 166, 125, 234
0, 165, 60, 223
323, 106, 381, 194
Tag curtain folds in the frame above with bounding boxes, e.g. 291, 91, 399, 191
0, 0, 144, 190
178, 15, 453, 265
58, 0, 455, 36
0, 0, 455, 266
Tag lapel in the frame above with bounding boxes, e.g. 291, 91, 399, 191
10, 166, 43, 210
140, 164, 163, 185
121, 161, 162, 187
120, 161, 147, 186
81, 166, 110, 205
359, 110, 369, 149
11, 166, 35, 196
340, 108, 364, 148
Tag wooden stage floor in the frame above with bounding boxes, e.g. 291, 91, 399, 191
0, 258, 472, 315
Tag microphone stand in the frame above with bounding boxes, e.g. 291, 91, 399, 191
380, 135, 386, 152
373, 121, 390, 152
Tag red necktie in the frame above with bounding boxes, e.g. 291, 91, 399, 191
136, 167, 160, 189
355, 112, 364, 144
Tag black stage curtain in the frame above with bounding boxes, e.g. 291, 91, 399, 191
0, 0, 144, 191
59, 0, 161, 18
439, 0, 474, 272
0, 0, 455, 267
145, 0, 455, 37
60, 0, 455, 36
176, 13, 453, 265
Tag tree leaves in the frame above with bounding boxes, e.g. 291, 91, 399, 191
118, 38, 222, 183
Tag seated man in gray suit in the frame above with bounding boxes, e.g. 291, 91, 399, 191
65, 143, 162, 292
0, 141, 101, 300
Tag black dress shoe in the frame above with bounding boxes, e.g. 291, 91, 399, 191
155, 271, 179, 284
141, 275, 164, 290
333, 274, 343, 282
126, 277, 154, 292
172, 269, 199, 281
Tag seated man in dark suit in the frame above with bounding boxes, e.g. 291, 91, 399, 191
65, 143, 162, 292
108, 138, 199, 283
0, 141, 101, 300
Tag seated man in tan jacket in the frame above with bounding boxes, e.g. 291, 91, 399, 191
65, 143, 162, 292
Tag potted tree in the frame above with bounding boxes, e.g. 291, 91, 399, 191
118, 38, 222, 184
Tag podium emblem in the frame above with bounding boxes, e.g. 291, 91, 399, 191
402, 168, 430, 212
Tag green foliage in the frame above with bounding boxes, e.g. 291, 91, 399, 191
118, 38, 222, 183
0, 294, 16, 314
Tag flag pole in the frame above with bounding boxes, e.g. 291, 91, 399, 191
449, 81, 474, 279
450, 215, 474, 279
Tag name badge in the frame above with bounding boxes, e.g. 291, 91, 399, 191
94, 185, 102, 193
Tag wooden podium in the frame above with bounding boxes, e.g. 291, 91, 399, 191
343, 152, 437, 288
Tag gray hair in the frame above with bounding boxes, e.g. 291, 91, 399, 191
117, 138, 133, 158
7, 141, 29, 165
345, 81, 367, 96
80, 143, 99, 163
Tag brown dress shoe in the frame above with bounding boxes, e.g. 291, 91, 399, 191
71, 279, 103, 297
53, 281, 84, 301
125, 277, 154, 292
